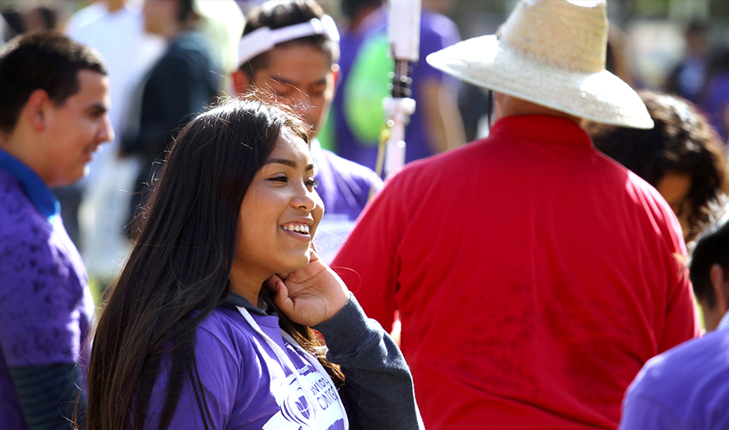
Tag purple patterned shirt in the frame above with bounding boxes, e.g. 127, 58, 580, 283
0, 148, 94, 429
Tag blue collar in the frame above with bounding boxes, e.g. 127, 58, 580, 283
0, 147, 60, 218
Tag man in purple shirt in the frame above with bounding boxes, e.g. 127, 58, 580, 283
0, 32, 112, 430
232, 0, 383, 261
620, 209, 729, 430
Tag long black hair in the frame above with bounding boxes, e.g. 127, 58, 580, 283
87, 97, 342, 430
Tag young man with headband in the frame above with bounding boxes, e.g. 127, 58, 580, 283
232, 0, 382, 260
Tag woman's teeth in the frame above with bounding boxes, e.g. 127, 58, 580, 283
282, 224, 310, 234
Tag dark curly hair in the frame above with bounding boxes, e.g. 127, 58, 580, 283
586, 91, 729, 242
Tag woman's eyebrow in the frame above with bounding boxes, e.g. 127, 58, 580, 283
265, 158, 297, 168
264, 158, 315, 172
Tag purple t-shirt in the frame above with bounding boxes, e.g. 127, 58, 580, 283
619, 321, 729, 429
702, 72, 729, 142
145, 306, 347, 430
0, 149, 93, 429
331, 9, 461, 169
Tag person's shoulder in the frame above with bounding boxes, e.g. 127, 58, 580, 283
168, 31, 213, 58
65, 2, 107, 36
195, 307, 261, 360
0, 173, 51, 247
631, 331, 729, 403
421, 10, 458, 34
420, 10, 460, 44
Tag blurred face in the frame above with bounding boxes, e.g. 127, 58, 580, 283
142, 0, 177, 35
656, 171, 692, 240
233, 130, 324, 281
251, 44, 337, 139
42, 70, 113, 187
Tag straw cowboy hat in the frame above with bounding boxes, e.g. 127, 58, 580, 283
426, 0, 653, 129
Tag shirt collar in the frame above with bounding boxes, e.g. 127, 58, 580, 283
221, 291, 276, 317
489, 114, 593, 149
718, 311, 729, 331
0, 147, 59, 218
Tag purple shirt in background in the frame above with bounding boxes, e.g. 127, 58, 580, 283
313, 140, 382, 221
619, 313, 729, 430
331, 8, 461, 170
702, 72, 729, 143
0, 148, 94, 430
312, 139, 383, 262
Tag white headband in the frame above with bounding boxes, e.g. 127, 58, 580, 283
237, 15, 340, 67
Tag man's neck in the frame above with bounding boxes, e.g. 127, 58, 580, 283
105, 0, 126, 13
495, 93, 581, 125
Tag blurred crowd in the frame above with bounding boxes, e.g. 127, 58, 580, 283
3, 0, 729, 429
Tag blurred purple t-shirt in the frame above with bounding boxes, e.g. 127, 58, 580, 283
331, 9, 461, 169
0, 148, 93, 429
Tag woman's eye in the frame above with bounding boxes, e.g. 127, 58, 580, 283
306, 179, 319, 189
269, 176, 288, 184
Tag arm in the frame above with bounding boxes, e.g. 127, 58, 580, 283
314, 296, 424, 430
270, 253, 423, 430
415, 12, 465, 154
658, 267, 701, 352
0, 227, 91, 430
657, 217, 701, 351
9, 363, 87, 430
420, 78, 466, 153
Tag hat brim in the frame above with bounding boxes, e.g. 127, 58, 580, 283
426, 35, 653, 130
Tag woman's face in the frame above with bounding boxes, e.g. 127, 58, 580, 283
142, 0, 177, 35
233, 130, 323, 281
656, 171, 692, 240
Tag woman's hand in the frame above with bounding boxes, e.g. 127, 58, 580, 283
268, 252, 351, 327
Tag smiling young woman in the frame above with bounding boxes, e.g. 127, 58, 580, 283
85, 97, 423, 430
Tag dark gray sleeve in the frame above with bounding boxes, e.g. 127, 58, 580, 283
8, 362, 87, 430
313, 295, 424, 430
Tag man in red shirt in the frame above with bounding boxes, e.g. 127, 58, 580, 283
331, 0, 701, 429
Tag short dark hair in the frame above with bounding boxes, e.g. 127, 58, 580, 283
689, 208, 729, 309
239, 0, 339, 81
587, 91, 729, 242
0, 31, 107, 133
